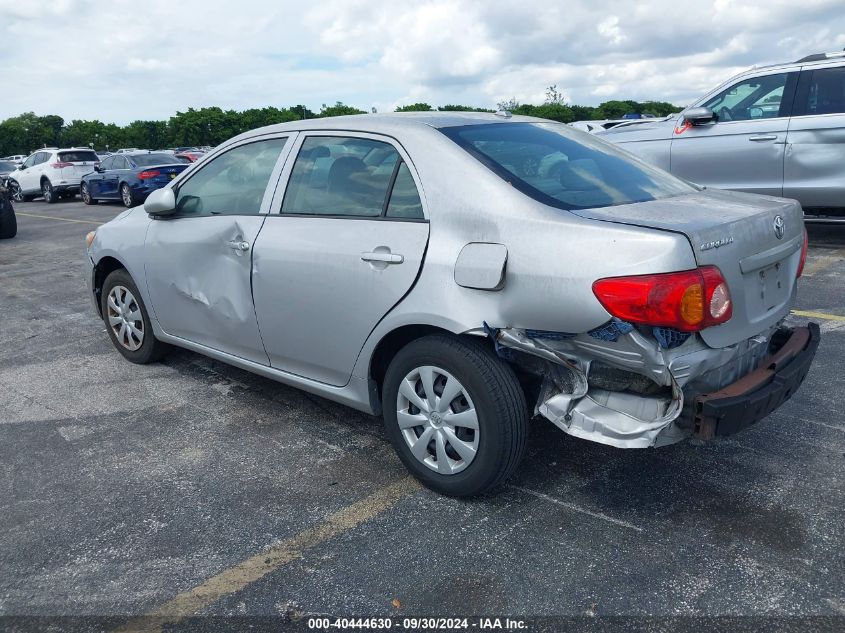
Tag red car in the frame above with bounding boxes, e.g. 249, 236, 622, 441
174, 151, 205, 163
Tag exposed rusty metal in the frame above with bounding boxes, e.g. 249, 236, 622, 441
693, 326, 813, 439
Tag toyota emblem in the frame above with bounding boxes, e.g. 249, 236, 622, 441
773, 215, 785, 239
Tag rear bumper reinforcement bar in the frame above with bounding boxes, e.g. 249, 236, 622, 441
693, 322, 820, 439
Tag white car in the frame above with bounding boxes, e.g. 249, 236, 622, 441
3, 155, 27, 163
7, 148, 100, 203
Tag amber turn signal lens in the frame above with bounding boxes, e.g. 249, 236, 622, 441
85, 231, 96, 249
679, 283, 704, 326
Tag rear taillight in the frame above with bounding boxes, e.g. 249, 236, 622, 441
592, 266, 733, 332
51, 161, 73, 168
137, 170, 161, 180
796, 229, 808, 278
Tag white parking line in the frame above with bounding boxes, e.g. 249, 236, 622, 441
510, 485, 644, 532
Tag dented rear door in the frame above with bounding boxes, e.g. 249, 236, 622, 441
143, 135, 294, 364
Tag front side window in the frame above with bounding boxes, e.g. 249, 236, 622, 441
22, 155, 37, 168
281, 136, 402, 217
174, 137, 286, 217
99, 157, 115, 171
702, 73, 789, 122
442, 122, 694, 211
800, 66, 845, 115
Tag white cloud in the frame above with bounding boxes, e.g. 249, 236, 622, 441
0, 0, 843, 123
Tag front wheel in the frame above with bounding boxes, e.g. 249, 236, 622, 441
101, 269, 169, 364
42, 180, 57, 204
382, 335, 528, 497
81, 182, 97, 205
120, 183, 135, 208
8, 181, 26, 203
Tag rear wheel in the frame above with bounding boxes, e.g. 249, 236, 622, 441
41, 179, 57, 204
101, 269, 169, 364
382, 335, 528, 497
81, 182, 97, 205
120, 183, 135, 208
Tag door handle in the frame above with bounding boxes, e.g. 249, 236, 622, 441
227, 239, 250, 252
749, 135, 778, 142
361, 251, 404, 264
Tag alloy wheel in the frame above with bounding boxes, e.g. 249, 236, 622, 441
396, 365, 479, 475
81, 184, 90, 204
121, 185, 132, 207
42, 181, 52, 202
106, 285, 144, 351
9, 182, 23, 202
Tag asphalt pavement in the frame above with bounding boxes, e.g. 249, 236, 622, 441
1, 199, 843, 632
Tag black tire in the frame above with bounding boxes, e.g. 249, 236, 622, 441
0, 203, 16, 239
81, 182, 97, 205
42, 179, 57, 204
9, 181, 31, 203
120, 183, 135, 208
382, 334, 528, 497
100, 268, 169, 364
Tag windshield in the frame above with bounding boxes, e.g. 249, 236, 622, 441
131, 153, 177, 167
441, 122, 694, 210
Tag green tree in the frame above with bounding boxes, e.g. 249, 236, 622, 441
437, 104, 494, 112
319, 102, 366, 117
395, 102, 433, 112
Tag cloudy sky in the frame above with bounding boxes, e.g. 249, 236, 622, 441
1, 0, 844, 124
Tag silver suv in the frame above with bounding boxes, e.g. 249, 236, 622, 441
599, 50, 845, 214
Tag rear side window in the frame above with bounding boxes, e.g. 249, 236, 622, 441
282, 136, 402, 217
796, 66, 845, 116
58, 151, 98, 163
113, 156, 129, 169
174, 138, 286, 217
35, 153, 51, 165
441, 122, 693, 211
386, 163, 424, 219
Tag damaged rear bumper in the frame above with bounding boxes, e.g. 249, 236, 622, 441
486, 320, 819, 449
692, 322, 820, 439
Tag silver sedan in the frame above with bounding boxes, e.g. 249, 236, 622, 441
85, 113, 819, 496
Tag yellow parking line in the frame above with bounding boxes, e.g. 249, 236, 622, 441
114, 477, 420, 633
16, 212, 102, 225
791, 309, 845, 322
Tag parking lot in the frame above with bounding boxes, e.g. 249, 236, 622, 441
1, 199, 844, 629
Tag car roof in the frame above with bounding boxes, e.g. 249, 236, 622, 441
237, 111, 545, 142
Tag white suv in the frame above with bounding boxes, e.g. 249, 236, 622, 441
8, 148, 99, 203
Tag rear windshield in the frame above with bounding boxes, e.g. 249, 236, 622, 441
131, 153, 177, 167
440, 122, 695, 210
58, 151, 98, 163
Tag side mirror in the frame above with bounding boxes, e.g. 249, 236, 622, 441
94, 165, 104, 173
144, 188, 177, 216
17, 163, 25, 170
683, 107, 716, 126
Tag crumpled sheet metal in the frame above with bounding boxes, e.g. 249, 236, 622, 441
491, 325, 772, 448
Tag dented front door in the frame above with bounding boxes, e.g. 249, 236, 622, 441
144, 215, 269, 363
142, 135, 293, 364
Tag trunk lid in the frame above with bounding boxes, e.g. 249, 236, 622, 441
570, 188, 805, 348
145, 163, 188, 184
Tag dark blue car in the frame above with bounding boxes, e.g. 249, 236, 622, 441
81, 152, 188, 207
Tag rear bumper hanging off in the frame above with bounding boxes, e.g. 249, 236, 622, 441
692, 322, 820, 439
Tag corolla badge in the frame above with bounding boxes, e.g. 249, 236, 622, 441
773, 215, 785, 239
700, 236, 734, 251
